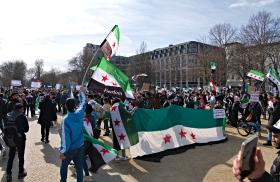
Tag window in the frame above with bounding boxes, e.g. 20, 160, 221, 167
188, 43, 198, 53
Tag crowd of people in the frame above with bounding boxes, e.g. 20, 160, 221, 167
0, 86, 280, 181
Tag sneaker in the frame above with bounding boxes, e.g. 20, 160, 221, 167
6, 174, 12, 182
263, 141, 272, 146
41, 138, 44, 142
18, 170, 27, 179
45, 139, 50, 143
103, 133, 110, 136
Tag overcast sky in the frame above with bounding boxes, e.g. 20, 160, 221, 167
0, 0, 279, 71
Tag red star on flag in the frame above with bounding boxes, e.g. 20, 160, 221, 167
191, 132, 196, 140
112, 42, 116, 48
100, 148, 109, 156
179, 129, 187, 138
163, 134, 171, 144
112, 81, 117, 86
101, 75, 109, 82
111, 105, 117, 111
114, 119, 121, 127
118, 133, 126, 141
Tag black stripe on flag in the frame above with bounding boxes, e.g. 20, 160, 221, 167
87, 144, 106, 172
87, 79, 126, 98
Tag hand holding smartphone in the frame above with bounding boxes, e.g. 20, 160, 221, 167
240, 134, 258, 179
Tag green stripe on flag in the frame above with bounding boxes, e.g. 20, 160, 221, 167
112, 25, 120, 44
96, 57, 132, 92
248, 70, 265, 78
132, 105, 224, 132
83, 128, 118, 156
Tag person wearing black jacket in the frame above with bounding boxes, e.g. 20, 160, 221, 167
6, 103, 29, 182
38, 95, 57, 143
7, 92, 20, 113
264, 96, 280, 146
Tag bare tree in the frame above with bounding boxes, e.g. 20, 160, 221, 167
239, 11, 280, 72
34, 59, 44, 80
209, 23, 237, 48
41, 68, 60, 87
265, 43, 280, 74
0, 60, 27, 87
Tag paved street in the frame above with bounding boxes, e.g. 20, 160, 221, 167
0, 115, 277, 182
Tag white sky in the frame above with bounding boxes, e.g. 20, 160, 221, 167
0, 0, 279, 71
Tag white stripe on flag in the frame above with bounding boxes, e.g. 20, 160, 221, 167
129, 125, 225, 158
110, 103, 131, 149
93, 143, 116, 163
91, 68, 120, 87
107, 32, 118, 56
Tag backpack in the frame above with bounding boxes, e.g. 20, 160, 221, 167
3, 112, 21, 147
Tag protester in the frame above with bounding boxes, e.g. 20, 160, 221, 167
263, 96, 280, 146
5, 103, 29, 182
59, 86, 86, 182
38, 94, 57, 143
102, 97, 111, 136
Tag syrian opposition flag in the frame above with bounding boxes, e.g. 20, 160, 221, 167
110, 102, 139, 150
209, 80, 217, 92
83, 121, 117, 170
129, 105, 225, 158
210, 59, 216, 70
267, 69, 280, 88
247, 70, 265, 81
100, 25, 120, 60
87, 56, 134, 99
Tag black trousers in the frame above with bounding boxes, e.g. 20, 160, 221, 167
6, 138, 26, 175
41, 124, 50, 140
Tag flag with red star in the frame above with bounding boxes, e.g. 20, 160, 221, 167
87, 56, 134, 99
100, 25, 120, 60
128, 105, 226, 158
247, 70, 265, 82
110, 102, 139, 149
83, 123, 118, 171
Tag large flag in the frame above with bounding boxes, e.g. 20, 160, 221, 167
83, 125, 117, 171
87, 56, 134, 99
209, 80, 217, 92
126, 105, 225, 158
100, 25, 120, 60
110, 102, 139, 149
247, 70, 265, 82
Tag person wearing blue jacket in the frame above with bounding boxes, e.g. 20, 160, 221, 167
59, 86, 86, 182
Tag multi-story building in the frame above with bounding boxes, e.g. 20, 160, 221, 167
127, 41, 225, 89
83, 41, 226, 89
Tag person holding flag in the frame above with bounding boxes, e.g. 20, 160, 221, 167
59, 86, 86, 182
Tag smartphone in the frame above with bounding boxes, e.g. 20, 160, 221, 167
240, 134, 258, 179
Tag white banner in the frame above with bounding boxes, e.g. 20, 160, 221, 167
75, 85, 81, 90
213, 109, 226, 119
250, 92, 259, 102
55, 84, 61, 90
11, 80, 22, 86
31, 81, 41, 88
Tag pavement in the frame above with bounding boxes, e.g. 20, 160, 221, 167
0, 114, 277, 182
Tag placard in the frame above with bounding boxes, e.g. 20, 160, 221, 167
213, 109, 226, 119
250, 92, 259, 102
75, 85, 81, 90
11, 80, 22, 86
31, 81, 41, 88
55, 84, 61, 90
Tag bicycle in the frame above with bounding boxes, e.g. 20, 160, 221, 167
237, 119, 261, 137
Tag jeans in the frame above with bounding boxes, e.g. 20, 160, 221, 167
268, 129, 272, 141
60, 146, 84, 182
6, 138, 26, 175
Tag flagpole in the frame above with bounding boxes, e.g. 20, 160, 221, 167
81, 48, 101, 86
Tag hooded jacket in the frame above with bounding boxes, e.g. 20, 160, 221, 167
59, 92, 86, 154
